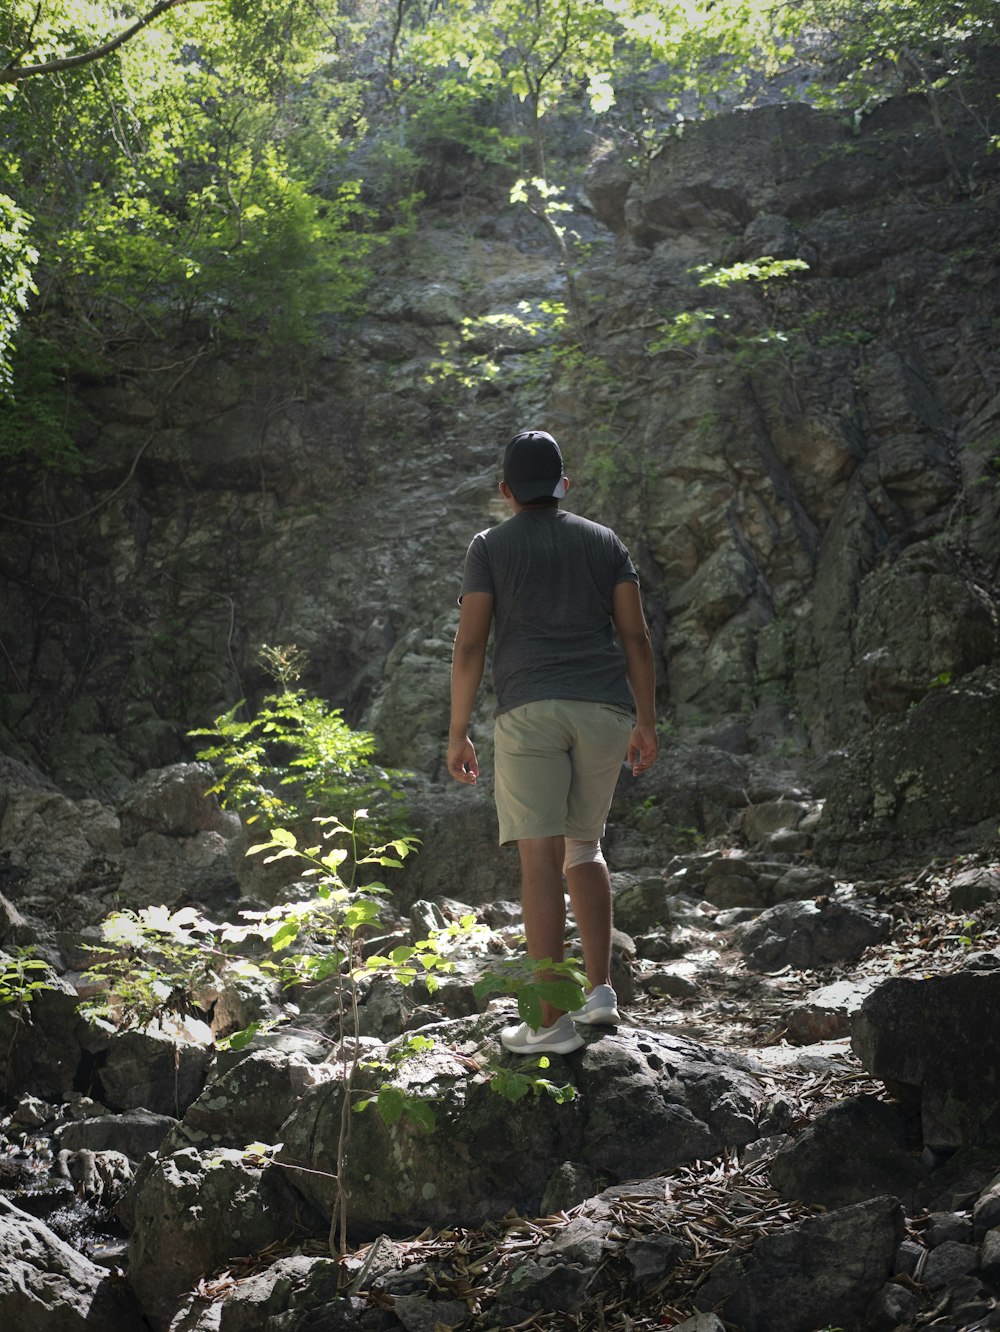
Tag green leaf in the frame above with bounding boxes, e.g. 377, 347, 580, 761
405, 1099, 436, 1134
219, 1020, 262, 1051
518, 989, 543, 1030
533, 979, 586, 1012
374, 1086, 406, 1126
344, 900, 381, 930
271, 920, 301, 952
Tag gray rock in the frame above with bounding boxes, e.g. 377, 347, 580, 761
279, 1014, 765, 1233
865, 1278, 922, 1331
624, 1231, 691, 1286
124, 1147, 320, 1331
921, 1239, 979, 1289
167, 1047, 331, 1152
924, 1210, 974, 1245
55, 1108, 178, 1159
894, 1238, 925, 1277
852, 971, 1000, 1150
694, 1195, 904, 1331
99, 1024, 211, 1117
739, 799, 812, 846
357, 975, 410, 1039
117, 762, 231, 844
919, 1149, 1000, 1215
393, 1293, 470, 1331
408, 899, 446, 941
215, 1255, 331, 1331
973, 1174, 1000, 1237
642, 969, 700, 999
539, 1160, 599, 1215
0, 789, 121, 928
949, 866, 1000, 913
702, 855, 771, 908
784, 976, 879, 1045
769, 1095, 925, 1210
11, 1093, 55, 1129
741, 212, 803, 261
734, 898, 891, 971
0, 975, 95, 1101
982, 1227, 1000, 1284
770, 864, 836, 902
612, 874, 683, 934
583, 152, 635, 232
0, 1195, 147, 1330
816, 666, 1000, 866
490, 1257, 595, 1322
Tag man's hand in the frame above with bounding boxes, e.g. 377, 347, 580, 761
627, 723, 659, 777
447, 735, 479, 785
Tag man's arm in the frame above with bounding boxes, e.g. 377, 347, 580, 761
612, 580, 659, 776
447, 590, 493, 784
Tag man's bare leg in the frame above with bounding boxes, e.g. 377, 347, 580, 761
517, 835, 567, 1028
565, 861, 613, 992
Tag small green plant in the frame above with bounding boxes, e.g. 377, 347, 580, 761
0, 946, 54, 1075
82, 810, 438, 1253
645, 255, 813, 382
474, 955, 587, 1032
957, 919, 980, 948
79, 905, 225, 1032
356, 1034, 439, 1133
0, 947, 53, 1009
692, 257, 810, 290
487, 1056, 578, 1105
666, 824, 706, 852
647, 309, 728, 357
190, 644, 409, 854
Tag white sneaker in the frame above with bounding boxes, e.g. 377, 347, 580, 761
500, 1014, 585, 1055
569, 984, 620, 1025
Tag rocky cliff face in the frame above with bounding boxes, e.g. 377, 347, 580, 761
2, 49, 999, 871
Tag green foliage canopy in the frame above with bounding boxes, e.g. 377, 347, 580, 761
0, 0, 389, 464
2, 0, 996, 465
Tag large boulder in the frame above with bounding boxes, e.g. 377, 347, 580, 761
769, 1095, 926, 1210
815, 665, 1000, 868
734, 897, 891, 971
117, 762, 233, 844
278, 1013, 766, 1235
165, 1046, 335, 1153
694, 1195, 904, 1332
97, 1023, 212, 1117
123, 1146, 320, 1331
851, 968, 1000, 1151
852, 544, 998, 718
0, 974, 94, 1101
0, 1196, 147, 1331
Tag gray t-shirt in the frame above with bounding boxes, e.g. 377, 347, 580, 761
460, 507, 639, 716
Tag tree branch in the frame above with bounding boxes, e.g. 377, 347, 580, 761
1, 0, 200, 84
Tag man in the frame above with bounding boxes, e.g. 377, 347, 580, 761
447, 429, 658, 1056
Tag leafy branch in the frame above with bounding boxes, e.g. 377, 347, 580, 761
1, 0, 199, 84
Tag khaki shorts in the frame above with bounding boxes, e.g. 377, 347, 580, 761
493, 699, 633, 845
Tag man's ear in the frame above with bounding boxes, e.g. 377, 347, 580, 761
499, 480, 514, 500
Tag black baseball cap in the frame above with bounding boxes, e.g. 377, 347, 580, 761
502, 430, 568, 502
